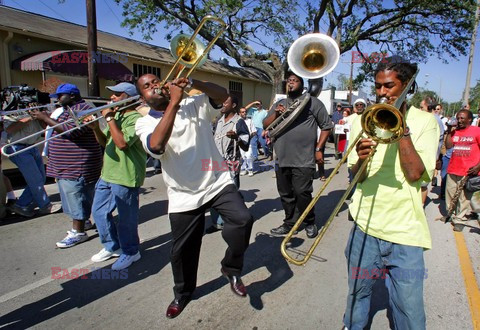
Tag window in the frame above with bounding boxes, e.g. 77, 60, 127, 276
229, 81, 243, 92
133, 63, 161, 78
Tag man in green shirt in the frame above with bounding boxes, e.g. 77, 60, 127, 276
344, 57, 439, 330
89, 83, 146, 271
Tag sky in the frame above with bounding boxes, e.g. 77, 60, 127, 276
1, 0, 479, 103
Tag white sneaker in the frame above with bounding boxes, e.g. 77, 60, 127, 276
56, 230, 88, 248
240, 171, 247, 176
91, 248, 122, 262
111, 252, 141, 270
248, 171, 254, 176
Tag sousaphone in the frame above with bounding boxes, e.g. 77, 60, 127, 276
267, 33, 340, 139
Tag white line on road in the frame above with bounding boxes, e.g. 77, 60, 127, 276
0, 237, 172, 304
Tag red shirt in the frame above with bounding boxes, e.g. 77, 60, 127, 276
447, 125, 480, 176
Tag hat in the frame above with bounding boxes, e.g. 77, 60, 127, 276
49, 83, 81, 98
106, 82, 138, 97
354, 98, 367, 106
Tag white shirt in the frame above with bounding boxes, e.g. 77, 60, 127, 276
135, 93, 233, 213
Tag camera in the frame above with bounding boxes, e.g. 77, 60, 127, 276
0, 85, 50, 111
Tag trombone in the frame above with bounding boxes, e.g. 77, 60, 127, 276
0, 103, 58, 118
155, 15, 227, 94
280, 69, 419, 266
1, 95, 140, 158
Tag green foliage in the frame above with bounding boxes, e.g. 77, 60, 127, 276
113, 0, 478, 94
410, 89, 439, 108
469, 79, 480, 111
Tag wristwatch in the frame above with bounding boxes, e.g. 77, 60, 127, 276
187, 77, 193, 88
106, 115, 114, 123
403, 126, 411, 137
315, 147, 322, 152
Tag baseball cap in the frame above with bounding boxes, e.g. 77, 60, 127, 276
106, 82, 138, 96
354, 98, 367, 106
49, 83, 81, 98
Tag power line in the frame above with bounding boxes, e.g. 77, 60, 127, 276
102, 0, 122, 26
9, 0, 28, 11
38, 0, 68, 21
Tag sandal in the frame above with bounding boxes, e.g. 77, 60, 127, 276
320, 176, 326, 181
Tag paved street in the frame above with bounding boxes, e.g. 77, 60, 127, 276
0, 143, 479, 329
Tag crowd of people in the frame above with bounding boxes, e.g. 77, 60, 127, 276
0, 55, 479, 328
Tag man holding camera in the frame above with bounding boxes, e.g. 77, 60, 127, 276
3, 95, 60, 217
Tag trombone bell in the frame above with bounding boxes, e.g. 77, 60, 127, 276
171, 34, 207, 68
287, 33, 340, 79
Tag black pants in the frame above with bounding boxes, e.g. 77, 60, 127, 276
276, 167, 316, 227
168, 184, 253, 300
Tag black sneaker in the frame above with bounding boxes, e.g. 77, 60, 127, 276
305, 224, 318, 238
270, 224, 296, 235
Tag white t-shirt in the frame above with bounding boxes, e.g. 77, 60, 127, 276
135, 93, 233, 213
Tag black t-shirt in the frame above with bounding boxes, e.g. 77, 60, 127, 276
268, 93, 332, 168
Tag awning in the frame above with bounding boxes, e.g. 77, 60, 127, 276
11, 50, 134, 81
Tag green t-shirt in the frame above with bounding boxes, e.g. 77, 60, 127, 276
347, 106, 440, 249
101, 111, 146, 187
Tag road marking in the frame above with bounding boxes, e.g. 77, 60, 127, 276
0, 238, 171, 304
454, 231, 480, 330
0, 259, 93, 304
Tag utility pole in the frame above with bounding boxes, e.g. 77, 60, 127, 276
462, 0, 480, 106
86, 0, 99, 96
348, 59, 354, 104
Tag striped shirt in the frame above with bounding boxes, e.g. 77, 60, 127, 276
46, 101, 103, 183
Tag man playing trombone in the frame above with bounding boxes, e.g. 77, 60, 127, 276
31, 84, 103, 248
87, 82, 146, 270
344, 57, 439, 330
135, 74, 253, 319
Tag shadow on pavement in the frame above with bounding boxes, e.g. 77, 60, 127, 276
0, 233, 172, 329
193, 232, 298, 311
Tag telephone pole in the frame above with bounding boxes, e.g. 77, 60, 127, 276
462, 0, 480, 106
86, 0, 99, 96
348, 58, 354, 104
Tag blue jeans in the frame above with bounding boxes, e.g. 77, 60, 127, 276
250, 134, 258, 159
440, 155, 451, 198
57, 177, 96, 220
9, 145, 50, 209
256, 128, 269, 157
92, 179, 140, 255
344, 224, 426, 330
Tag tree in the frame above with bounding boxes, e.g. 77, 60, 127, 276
469, 79, 480, 111
410, 89, 439, 108
114, 0, 477, 100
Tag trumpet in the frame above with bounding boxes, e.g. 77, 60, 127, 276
1, 95, 141, 158
154, 16, 227, 96
280, 68, 419, 266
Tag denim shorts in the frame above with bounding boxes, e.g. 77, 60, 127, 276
57, 177, 96, 220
